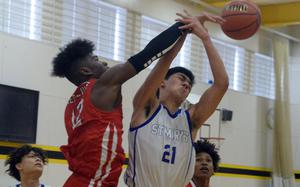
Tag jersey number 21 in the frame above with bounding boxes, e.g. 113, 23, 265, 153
162, 144, 176, 164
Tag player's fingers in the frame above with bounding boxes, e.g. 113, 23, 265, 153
178, 23, 193, 30
176, 12, 189, 19
203, 14, 217, 23
183, 9, 192, 17
213, 15, 226, 23
175, 18, 192, 24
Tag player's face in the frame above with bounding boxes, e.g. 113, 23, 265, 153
165, 73, 192, 101
17, 151, 44, 177
86, 55, 109, 78
194, 152, 214, 178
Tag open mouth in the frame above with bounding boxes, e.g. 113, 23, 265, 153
199, 167, 209, 173
35, 163, 43, 167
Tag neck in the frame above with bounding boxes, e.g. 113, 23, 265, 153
160, 99, 181, 114
20, 175, 40, 187
192, 176, 210, 187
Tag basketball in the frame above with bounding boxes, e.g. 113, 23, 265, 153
221, 0, 261, 40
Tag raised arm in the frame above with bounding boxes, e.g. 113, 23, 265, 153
97, 22, 185, 86
131, 33, 187, 127
177, 12, 229, 130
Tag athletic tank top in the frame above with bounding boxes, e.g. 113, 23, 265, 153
61, 79, 125, 186
13, 184, 50, 187
186, 181, 196, 187
124, 104, 195, 187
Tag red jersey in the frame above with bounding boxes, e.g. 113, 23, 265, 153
186, 181, 196, 187
61, 79, 125, 187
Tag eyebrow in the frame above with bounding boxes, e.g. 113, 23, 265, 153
27, 152, 42, 158
178, 73, 192, 85
92, 55, 98, 60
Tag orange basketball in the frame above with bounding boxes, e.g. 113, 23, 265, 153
221, 0, 261, 40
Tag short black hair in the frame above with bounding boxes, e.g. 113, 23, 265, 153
156, 66, 195, 98
194, 139, 220, 171
165, 66, 195, 86
52, 38, 95, 78
5, 145, 48, 181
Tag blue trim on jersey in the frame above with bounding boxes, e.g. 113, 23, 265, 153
163, 105, 181, 118
184, 110, 195, 181
133, 130, 138, 187
185, 110, 194, 143
16, 185, 45, 187
185, 141, 194, 180
129, 104, 162, 131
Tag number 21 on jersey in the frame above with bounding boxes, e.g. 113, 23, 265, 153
162, 144, 176, 164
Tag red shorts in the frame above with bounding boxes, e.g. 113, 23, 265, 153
63, 172, 120, 187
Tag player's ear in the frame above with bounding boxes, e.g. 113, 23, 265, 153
15, 163, 22, 171
161, 80, 166, 88
80, 67, 93, 76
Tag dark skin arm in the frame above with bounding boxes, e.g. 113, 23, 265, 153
91, 62, 137, 111
89, 21, 186, 111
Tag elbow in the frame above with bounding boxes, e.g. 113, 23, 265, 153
215, 75, 229, 91
223, 76, 229, 90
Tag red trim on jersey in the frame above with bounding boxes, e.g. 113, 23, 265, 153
61, 79, 125, 187
186, 181, 196, 187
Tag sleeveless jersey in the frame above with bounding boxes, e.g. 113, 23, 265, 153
124, 104, 195, 187
186, 181, 196, 187
61, 79, 125, 187
13, 185, 50, 187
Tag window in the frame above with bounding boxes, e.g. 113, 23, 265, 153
0, 0, 277, 99
140, 16, 192, 69
61, 0, 127, 62
250, 53, 275, 99
0, 0, 42, 40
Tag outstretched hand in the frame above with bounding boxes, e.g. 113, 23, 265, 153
175, 10, 225, 40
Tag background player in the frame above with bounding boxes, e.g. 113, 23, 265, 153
5, 145, 50, 187
186, 140, 220, 187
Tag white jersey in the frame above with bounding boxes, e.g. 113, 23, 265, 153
10, 184, 51, 187
124, 104, 195, 187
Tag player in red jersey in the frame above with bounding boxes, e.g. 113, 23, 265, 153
186, 140, 220, 187
51, 21, 187, 187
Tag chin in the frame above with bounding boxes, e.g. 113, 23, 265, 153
197, 173, 212, 178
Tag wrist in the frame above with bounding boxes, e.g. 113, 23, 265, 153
200, 34, 211, 42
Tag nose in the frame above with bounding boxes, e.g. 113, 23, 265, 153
102, 61, 108, 66
200, 161, 208, 166
35, 156, 42, 162
183, 82, 191, 90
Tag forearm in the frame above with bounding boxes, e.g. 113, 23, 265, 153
202, 37, 229, 87
128, 22, 185, 73
133, 34, 187, 108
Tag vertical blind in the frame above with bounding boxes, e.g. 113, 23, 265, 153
0, 0, 275, 99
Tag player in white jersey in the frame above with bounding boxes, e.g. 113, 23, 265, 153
5, 145, 51, 187
125, 10, 229, 187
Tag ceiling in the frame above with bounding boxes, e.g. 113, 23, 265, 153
191, 0, 300, 41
